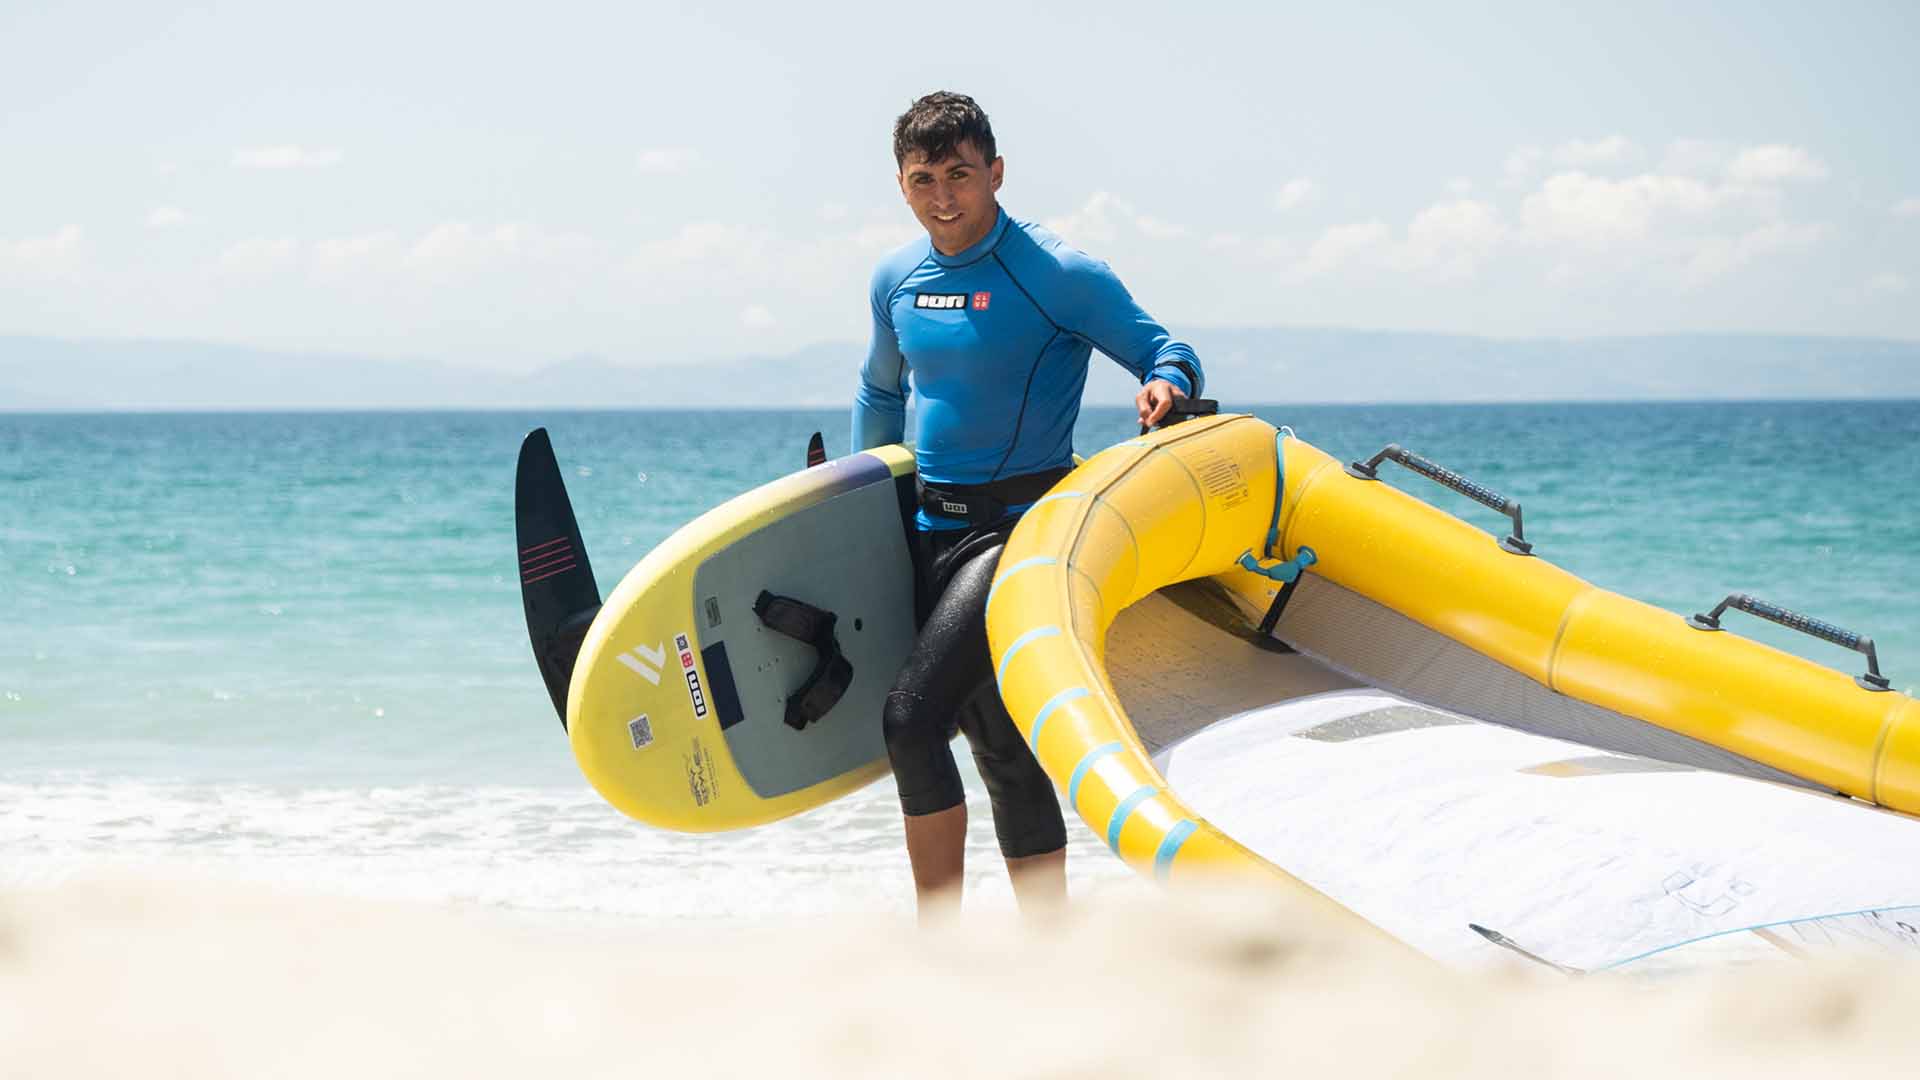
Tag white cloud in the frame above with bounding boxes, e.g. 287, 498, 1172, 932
233, 145, 342, 169
1660, 138, 1732, 178
1507, 138, 1640, 187
314, 232, 398, 262
3, 224, 84, 260
407, 222, 592, 271
1395, 199, 1506, 280
218, 236, 301, 275
1447, 177, 1474, 196
1726, 144, 1828, 184
740, 304, 775, 328
1207, 232, 1246, 249
632, 221, 769, 266
146, 207, 188, 228
1044, 191, 1125, 246
1680, 221, 1824, 286
849, 221, 920, 252
1866, 272, 1909, 295
635, 147, 701, 174
1893, 197, 1920, 219
1519, 171, 1721, 251
1044, 191, 1189, 247
1502, 146, 1544, 187
304, 223, 598, 285
1502, 145, 1829, 286
1134, 213, 1188, 239
1273, 178, 1317, 212
1295, 221, 1391, 278
1554, 136, 1638, 168
310, 232, 402, 280
0, 225, 85, 276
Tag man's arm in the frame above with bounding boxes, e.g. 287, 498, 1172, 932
853, 272, 911, 451
1054, 253, 1202, 424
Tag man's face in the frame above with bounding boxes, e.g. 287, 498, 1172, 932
897, 141, 1003, 256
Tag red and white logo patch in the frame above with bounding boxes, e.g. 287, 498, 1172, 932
972, 291, 991, 311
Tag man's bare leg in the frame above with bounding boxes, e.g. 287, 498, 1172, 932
1005, 846, 1066, 915
902, 803, 967, 922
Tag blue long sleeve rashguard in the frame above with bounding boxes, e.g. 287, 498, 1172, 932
853, 208, 1201, 528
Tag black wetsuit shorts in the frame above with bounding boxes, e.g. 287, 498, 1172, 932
882, 520, 1069, 859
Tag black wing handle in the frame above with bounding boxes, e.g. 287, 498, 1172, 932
1688, 593, 1891, 692
1346, 444, 1533, 556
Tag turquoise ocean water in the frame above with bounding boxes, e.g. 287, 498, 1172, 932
4, 402, 1917, 915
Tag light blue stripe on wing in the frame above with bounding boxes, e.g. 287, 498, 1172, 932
1068, 741, 1125, 811
985, 556, 1057, 611
1029, 686, 1089, 749
1154, 820, 1199, 880
1106, 785, 1157, 851
1026, 489, 1085, 510
995, 625, 1061, 684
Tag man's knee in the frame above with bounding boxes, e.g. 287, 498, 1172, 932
883, 689, 965, 817
958, 692, 1067, 857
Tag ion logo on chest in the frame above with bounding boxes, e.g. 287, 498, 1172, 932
913, 292, 991, 311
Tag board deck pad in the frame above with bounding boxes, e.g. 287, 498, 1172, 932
694, 478, 915, 798
564, 445, 920, 831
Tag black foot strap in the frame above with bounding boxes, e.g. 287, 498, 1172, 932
753, 590, 854, 730
1253, 574, 1304, 654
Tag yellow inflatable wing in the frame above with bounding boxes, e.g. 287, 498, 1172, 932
985, 414, 1920, 908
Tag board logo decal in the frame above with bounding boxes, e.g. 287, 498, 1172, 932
685, 736, 718, 806
627, 713, 654, 750
675, 632, 708, 718
972, 291, 991, 310
914, 292, 969, 310
615, 641, 666, 684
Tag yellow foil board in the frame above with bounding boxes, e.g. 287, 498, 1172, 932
567, 445, 917, 832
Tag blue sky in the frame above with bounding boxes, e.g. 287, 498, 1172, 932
2, 1, 1915, 369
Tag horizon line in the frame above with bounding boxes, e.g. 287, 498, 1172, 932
6, 396, 1919, 417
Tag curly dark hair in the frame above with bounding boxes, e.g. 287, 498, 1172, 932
892, 91, 997, 168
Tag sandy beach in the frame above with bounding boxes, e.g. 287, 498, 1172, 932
5, 870, 1918, 1079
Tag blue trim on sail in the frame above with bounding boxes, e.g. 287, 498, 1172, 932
1596, 903, 1920, 971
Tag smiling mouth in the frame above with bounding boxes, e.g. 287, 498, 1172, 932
932, 212, 961, 223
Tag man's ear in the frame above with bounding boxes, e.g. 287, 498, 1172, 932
897, 170, 910, 199
989, 156, 1005, 193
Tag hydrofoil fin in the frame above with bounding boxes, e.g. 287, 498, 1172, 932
516, 428, 602, 730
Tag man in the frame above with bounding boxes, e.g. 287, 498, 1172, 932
853, 91, 1202, 919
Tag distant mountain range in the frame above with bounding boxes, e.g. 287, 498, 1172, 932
3, 330, 1916, 410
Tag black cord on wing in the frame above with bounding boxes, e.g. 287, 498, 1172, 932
1467, 923, 1587, 977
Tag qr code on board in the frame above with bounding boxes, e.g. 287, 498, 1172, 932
627, 713, 654, 750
